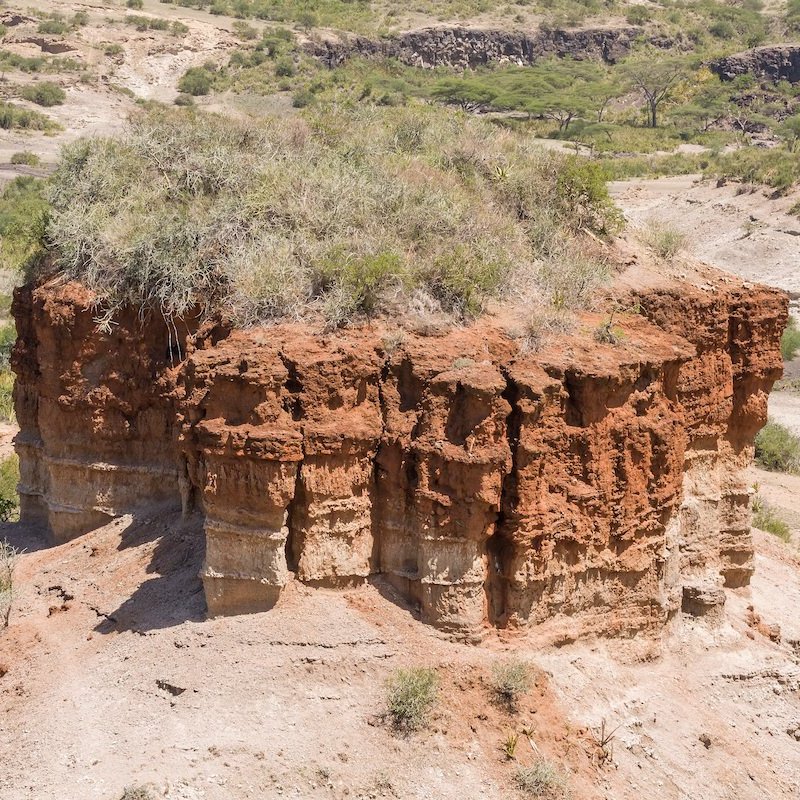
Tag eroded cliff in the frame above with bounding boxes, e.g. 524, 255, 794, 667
12, 266, 786, 641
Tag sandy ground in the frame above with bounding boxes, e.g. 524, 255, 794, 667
611, 176, 800, 300
1, 502, 799, 800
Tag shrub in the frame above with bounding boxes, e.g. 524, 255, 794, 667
42, 107, 617, 327
177, 67, 213, 96
643, 221, 686, 259
0, 453, 18, 514
233, 20, 258, 40
10, 151, 40, 166
385, 667, 438, 732
514, 759, 570, 798
0, 103, 56, 131
0, 370, 13, 423
781, 316, 800, 361
752, 495, 791, 542
126, 0, 144, 8
0, 176, 49, 274
20, 81, 66, 107
0, 537, 18, 627
37, 20, 68, 36
292, 88, 315, 108
755, 421, 800, 473
104, 43, 124, 57
174, 93, 195, 106
490, 658, 533, 709
275, 58, 295, 77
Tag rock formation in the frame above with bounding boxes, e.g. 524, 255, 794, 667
12, 266, 786, 641
306, 26, 656, 70
711, 45, 800, 84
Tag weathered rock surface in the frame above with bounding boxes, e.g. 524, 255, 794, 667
12, 268, 786, 640
307, 26, 653, 69
711, 45, 800, 84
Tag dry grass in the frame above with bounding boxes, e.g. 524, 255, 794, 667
43, 106, 619, 329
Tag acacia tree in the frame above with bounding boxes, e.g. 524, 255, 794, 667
623, 54, 686, 128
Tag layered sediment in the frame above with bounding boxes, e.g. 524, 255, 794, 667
12, 268, 786, 640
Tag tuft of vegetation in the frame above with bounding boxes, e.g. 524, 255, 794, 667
514, 759, 570, 799
752, 494, 791, 542
10, 151, 40, 167
178, 66, 215, 95
119, 788, 154, 800
755, 421, 800, 474
643, 221, 687, 260
0, 103, 57, 132
385, 666, 438, 732
0, 177, 49, 274
19, 81, 66, 108
0, 537, 18, 627
781, 316, 800, 362
40, 106, 617, 329
489, 658, 533, 709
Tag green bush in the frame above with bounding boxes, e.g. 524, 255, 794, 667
0, 103, 56, 131
385, 667, 438, 732
755, 421, 800, 473
20, 81, 66, 107
489, 658, 533, 709
0, 176, 49, 274
177, 67, 214, 96
0, 454, 19, 519
38, 20, 68, 36
10, 151, 40, 166
126, 0, 144, 8
781, 317, 800, 361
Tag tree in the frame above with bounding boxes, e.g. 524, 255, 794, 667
622, 53, 686, 128
778, 115, 800, 152
431, 78, 498, 112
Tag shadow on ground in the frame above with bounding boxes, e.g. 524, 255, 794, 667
94, 509, 207, 635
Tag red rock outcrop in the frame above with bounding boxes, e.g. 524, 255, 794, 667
12, 266, 786, 640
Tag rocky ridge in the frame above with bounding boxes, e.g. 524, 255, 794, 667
11, 265, 786, 641
711, 44, 800, 83
306, 25, 660, 69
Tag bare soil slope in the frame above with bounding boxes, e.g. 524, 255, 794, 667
1, 506, 800, 800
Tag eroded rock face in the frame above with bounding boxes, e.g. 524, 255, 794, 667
711, 45, 800, 84
12, 274, 786, 640
307, 26, 653, 70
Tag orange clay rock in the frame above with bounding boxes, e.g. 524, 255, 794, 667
11, 263, 786, 641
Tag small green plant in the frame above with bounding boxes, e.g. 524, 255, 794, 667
0, 538, 18, 627
126, 0, 145, 8
502, 731, 520, 760
20, 81, 66, 107
177, 66, 214, 96
754, 421, 800, 473
752, 494, 791, 542
514, 759, 569, 798
104, 43, 124, 57
644, 221, 686, 259
781, 317, 800, 362
10, 151, 40, 166
385, 666, 438, 732
490, 658, 533, 709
